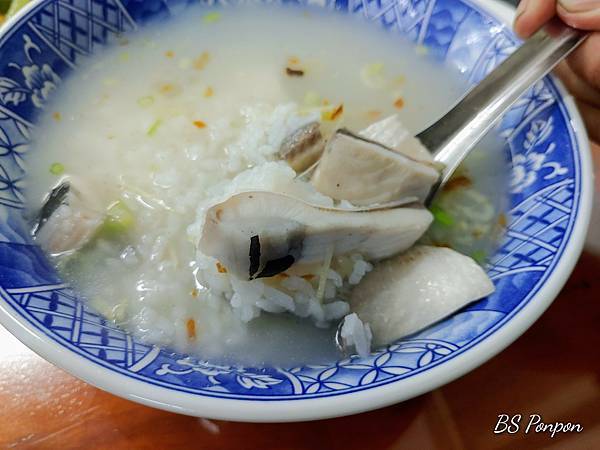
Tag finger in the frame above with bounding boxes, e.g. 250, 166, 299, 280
554, 60, 600, 106
565, 32, 600, 90
514, 0, 557, 38
592, 142, 600, 192
575, 99, 600, 143
558, 0, 600, 29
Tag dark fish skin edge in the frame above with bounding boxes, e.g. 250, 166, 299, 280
31, 180, 70, 236
279, 122, 323, 162
254, 255, 296, 279
248, 233, 300, 280
335, 128, 437, 168
249, 235, 261, 279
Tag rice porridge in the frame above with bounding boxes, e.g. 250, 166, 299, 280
26, 5, 506, 366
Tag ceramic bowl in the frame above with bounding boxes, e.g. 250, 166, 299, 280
0, 0, 592, 422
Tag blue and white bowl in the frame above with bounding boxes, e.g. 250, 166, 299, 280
0, 0, 593, 421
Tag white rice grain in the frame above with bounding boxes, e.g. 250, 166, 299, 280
349, 259, 374, 285
340, 313, 373, 357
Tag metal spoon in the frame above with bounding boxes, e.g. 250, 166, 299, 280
335, 19, 588, 356
421, 19, 588, 204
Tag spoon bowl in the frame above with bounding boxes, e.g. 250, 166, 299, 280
421, 19, 588, 203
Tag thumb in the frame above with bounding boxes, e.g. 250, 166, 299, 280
558, 0, 600, 29
514, 0, 557, 38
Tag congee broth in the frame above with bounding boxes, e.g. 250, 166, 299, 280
26, 5, 506, 366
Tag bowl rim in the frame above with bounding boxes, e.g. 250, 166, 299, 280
0, 0, 593, 422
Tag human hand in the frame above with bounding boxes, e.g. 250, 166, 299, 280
514, 0, 600, 144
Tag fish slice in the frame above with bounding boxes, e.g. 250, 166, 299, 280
335, 19, 588, 354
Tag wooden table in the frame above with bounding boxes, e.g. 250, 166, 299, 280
0, 148, 598, 449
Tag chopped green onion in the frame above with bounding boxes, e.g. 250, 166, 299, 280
303, 91, 321, 107
100, 201, 135, 236
5, 0, 30, 19
471, 250, 487, 265
146, 119, 162, 136
202, 12, 221, 24
111, 302, 127, 323
49, 162, 64, 175
415, 45, 429, 55
430, 204, 454, 226
364, 62, 384, 76
137, 96, 154, 107
178, 58, 191, 70
360, 62, 386, 88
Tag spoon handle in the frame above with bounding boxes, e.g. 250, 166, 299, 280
417, 19, 588, 188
